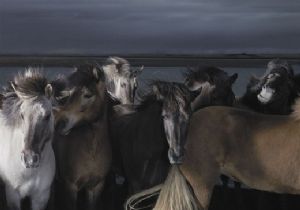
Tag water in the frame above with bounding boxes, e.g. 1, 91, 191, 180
1, 65, 300, 96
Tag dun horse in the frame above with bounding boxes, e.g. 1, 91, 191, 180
0, 69, 55, 210
131, 97, 300, 210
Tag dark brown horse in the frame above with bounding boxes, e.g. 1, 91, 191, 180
184, 66, 237, 111
52, 66, 110, 210
238, 59, 297, 115
52, 58, 141, 210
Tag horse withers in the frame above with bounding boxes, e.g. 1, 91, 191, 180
0, 69, 55, 210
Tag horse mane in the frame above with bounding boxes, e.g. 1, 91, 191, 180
137, 81, 191, 112
102, 56, 134, 77
68, 64, 104, 87
267, 59, 294, 77
8, 67, 48, 98
1, 68, 48, 125
184, 66, 230, 86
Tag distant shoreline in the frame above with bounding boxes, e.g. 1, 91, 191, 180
0, 54, 300, 68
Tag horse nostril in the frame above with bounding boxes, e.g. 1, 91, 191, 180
21, 151, 40, 168
32, 154, 40, 164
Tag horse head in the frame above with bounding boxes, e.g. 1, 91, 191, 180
52, 65, 106, 135
151, 81, 192, 164
102, 57, 143, 105
256, 59, 295, 104
184, 66, 238, 111
1, 68, 55, 168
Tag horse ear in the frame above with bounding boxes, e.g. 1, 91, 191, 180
229, 73, 238, 85
45, 84, 53, 99
134, 66, 144, 76
153, 85, 164, 100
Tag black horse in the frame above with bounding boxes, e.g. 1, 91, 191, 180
234, 59, 300, 210
109, 67, 238, 209
239, 59, 297, 115
184, 66, 238, 111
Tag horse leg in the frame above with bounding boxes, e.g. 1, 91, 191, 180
5, 185, 21, 210
31, 188, 51, 210
87, 181, 104, 210
180, 162, 219, 210
61, 183, 78, 210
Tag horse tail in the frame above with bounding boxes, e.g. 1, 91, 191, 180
154, 165, 198, 210
125, 165, 198, 210
125, 184, 162, 210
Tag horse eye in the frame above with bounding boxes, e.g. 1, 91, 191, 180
20, 114, 24, 120
121, 83, 127, 88
83, 94, 93, 99
45, 114, 51, 121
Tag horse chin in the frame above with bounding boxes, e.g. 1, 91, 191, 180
168, 149, 184, 165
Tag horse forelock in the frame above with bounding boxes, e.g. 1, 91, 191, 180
68, 65, 103, 88
13, 68, 48, 98
103, 56, 134, 78
138, 81, 191, 116
266, 59, 294, 77
0, 69, 50, 126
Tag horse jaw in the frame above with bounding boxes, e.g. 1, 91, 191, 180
257, 86, 275, 104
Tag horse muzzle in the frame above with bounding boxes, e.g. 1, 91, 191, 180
168, 149, 184, 165
21, 151, 40, 168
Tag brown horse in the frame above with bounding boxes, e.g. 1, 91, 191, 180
52, 58, 141, 210
131, 99, 300, 210
52, 66, 110, 210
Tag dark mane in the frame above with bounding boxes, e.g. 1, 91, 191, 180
10, 68, 48, 98
1, 68, 48, 126
68, 65, 104, 88
184, 66, 229, 86
137, 81, 191, 111
266, 59, 294, 77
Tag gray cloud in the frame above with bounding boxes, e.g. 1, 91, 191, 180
0, 0, 299, 55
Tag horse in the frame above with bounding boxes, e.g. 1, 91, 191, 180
184, 66, 238, 111
238, 59, 297, 115
110, 81, 192, 210
130, 98, 300, 210
52, 59, 141, 210
52, 65, 111, 210
111, 67, 237, 209
0, 69, 55, 210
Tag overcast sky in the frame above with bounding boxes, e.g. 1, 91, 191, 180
0, 0, 300, 55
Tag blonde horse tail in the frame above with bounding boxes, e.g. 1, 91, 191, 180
125, 184, 162, 210
153, 165, 198, 210
125, 165, 198, 210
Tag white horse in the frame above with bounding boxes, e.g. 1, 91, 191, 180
0, 69, 55, 210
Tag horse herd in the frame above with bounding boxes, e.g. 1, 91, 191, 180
0, 57, 300, 210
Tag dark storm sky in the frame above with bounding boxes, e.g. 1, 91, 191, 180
0, 0, 300, 55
